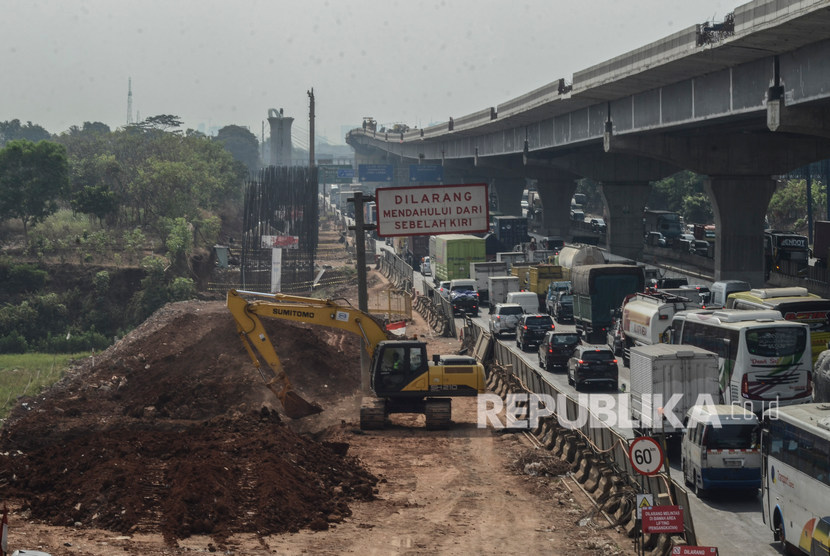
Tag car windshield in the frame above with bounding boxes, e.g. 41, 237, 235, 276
499, 306, 523, 315
581, 350, 613, 361
552, 334, 579, 345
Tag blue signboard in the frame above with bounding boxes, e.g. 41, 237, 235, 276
409, 164, 443, 183
358, 164, 394, 182
337, 168, 355, 179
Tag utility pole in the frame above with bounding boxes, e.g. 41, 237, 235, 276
348, 191, 377, 391
308, 88, 315, 168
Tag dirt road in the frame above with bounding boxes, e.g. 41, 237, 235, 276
265, 403, 631, 556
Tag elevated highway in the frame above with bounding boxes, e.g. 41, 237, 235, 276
348, 0, 830, 287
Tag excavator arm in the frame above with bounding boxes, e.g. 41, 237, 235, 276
227, 289, 390, 418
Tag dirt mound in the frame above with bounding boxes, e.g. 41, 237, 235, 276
0, 300, 376, 544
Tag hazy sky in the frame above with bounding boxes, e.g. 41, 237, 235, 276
2, 0, 736, 144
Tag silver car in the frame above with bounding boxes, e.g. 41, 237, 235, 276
489, 303, 523, 338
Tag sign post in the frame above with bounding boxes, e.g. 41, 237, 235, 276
629, 437, 666, 555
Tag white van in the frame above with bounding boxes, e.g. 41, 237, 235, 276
708, 280, 751, 308
505, 291, 539, 314
680, 404, 760, 495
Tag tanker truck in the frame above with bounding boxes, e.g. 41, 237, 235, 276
619, 291, 700, 366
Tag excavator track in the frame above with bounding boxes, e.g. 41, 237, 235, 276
359, 397, 388, 430
424, 399, 452, 430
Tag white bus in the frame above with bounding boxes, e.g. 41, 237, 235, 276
669, 309, 812, 414
761, 403, 830, 555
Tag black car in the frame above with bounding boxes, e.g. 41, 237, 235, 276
568, 345, 619, 391
538, 331, 580, 371
552, 293, 574, 324
516, 314, 555, 351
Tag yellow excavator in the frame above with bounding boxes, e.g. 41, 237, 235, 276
227, 289, 486, 429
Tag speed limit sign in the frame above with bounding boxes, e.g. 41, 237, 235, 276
629, 436, 664, 476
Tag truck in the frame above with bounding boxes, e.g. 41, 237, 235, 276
629, 344, 720, 439
764, 230, 809, 277
403, 235, 429, 272
432, 234, 487, 283
643, 210, 683, 244
555, 244, 605, 279
469, 261, 509, 304
813, 220, 830, 267
487, 275, 520, 310
227, 289, 486, 429
619, 291, 700, 366
571, 264, 646, 344
526, 264, 566, 309
495, 251, 526, 270
492, 215, 529, 252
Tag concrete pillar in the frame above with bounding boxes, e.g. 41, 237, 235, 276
706, 176, 776, 286
536, 178, 577, 240
268, 109, 294, 166
600, 181, 651, 259
491, 177, 526, 216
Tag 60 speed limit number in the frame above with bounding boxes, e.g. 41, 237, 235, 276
628, 436, 664, 476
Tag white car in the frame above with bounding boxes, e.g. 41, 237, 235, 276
421, 256, 431, 276
489, 303, 523, 338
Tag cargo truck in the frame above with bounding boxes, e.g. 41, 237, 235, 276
620, 291, 699, 366
469, 261, 509, 304
432, 234, 487, 283
629, 344, 720, 439
403, 235, 429, 272
487, 275, 521, 310
571, 264, 645, 345
492, 215, 529, 252
495, 251, 526, 271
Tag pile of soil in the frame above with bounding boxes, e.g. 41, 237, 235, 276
0, 300, 377, 544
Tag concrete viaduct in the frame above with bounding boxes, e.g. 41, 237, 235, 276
346, 0, 830, 286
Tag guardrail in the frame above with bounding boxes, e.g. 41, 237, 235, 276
469, 322, 697, 554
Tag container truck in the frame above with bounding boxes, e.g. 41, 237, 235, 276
469, 261, 509, 304
629, 344, 720, 439
619, 291, 699, 366
487, 275, 521, 310
571, 264, 645, 345
492, 215, 529, 252
432, 234, 487, 283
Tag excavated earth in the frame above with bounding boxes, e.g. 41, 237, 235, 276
0, 300, 377, 544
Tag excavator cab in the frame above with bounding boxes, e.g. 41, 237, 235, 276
371, 341, 429, 395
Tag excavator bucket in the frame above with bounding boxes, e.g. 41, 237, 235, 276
280, 390, 323, 419
264, 379, 323, 419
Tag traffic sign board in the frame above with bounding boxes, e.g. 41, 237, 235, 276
628, 437, 664, 476
636, 493, 653, 519
642, 505, 684, 533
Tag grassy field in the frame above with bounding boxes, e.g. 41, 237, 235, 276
0, 352, 90, 421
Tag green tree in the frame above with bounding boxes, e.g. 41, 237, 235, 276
0, 119, 51, 146
767, 178, 827, 234
216, 125, 260, 172
0, 140, 70, 242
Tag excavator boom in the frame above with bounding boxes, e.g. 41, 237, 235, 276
227, 289, 389, 418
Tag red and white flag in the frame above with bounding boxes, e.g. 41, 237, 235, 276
385, 320, 407, 336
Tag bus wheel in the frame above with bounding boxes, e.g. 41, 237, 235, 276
775, 513, 800, 556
